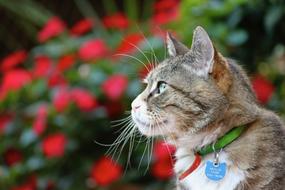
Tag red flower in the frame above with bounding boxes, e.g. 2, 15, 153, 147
11, 175, 37, 190
153, 141, 176, 160
102, 74, 128, 101
103, 13, 129, 29
42, 133, 67, 158
1, 50, 27, 72
71, 88, 97, 112
4, 147, 23, 166
57, 54, 75, 72
32, 105, 48, 136
152, 0, 180, 25
38, 17, 65, 43
78, 39, 108, 61
53, 87, 70, 112
115, 33, 144, 55
252, 75, 275, 104
47, 70, 66, 87
153, 10, 179, 25
90, 156, 122, 186
1, 69, 31, 91
151, 141, 175, 180
154, 0, 179, 12
0, 114, 12, 135
33, 55, 53, 78
70, 18, 94, 36
151, 156, 174, 180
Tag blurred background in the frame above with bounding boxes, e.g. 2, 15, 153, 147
0, 0, 284, 189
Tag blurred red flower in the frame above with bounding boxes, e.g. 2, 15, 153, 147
42, 133, 67, 158
11, 175, 37, 190
115, 33, 144, 55
152, 0, 180, 25
33, 55, 53, 78
78, 39, 108, 61
0, 114, 12, 135
4, 147, 23, 166
1, 50, 27, 72
151, 156, 174, 180
102, 74, 128, 101
38, 17, 65, 43
48, 70, 66, 87
71, 88, 97, 112
252, 75, 275, 104
70, 18, 94, 36
103, 13, 129, 29
90, 156, 122, 186
53, 87, 70, 112
57, 54, 75, 72
153, 141, 176, 160
32, 105, 48, 136
2, 69, 31, 91
151, 140, 175, 180
154, 0, 179, 12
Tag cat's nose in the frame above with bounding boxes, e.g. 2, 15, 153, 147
132, 105, 141, 112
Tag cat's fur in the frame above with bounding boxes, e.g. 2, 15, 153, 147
131, 26, 285, 190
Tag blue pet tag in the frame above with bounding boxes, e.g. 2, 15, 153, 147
205, 161, 227, 181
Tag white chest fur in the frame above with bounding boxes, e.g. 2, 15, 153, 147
175, 148, 245, 190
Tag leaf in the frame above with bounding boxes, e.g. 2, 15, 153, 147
265, 6, 282, 33
226, 29, 248, 46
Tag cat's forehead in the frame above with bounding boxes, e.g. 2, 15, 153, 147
147, 55, 197, 83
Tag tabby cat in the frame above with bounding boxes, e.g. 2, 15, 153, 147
131, 26, 285, 190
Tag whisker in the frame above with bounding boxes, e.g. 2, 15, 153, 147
135, 25, 160, 67
113, 53, 149, 72
126, 42, 152, 71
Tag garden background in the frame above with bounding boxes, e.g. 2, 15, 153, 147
0, 0, 284, 189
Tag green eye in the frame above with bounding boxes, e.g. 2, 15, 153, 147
157, 81, 167, 94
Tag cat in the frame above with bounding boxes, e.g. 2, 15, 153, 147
130, 26, 285, 190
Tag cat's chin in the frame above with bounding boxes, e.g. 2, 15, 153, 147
132, 115, 169, 137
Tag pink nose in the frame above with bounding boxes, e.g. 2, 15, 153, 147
133, 105, 141, 111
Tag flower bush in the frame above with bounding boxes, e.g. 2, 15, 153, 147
0, 0, 285, 190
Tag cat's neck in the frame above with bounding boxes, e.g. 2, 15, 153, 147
168, 104, 259, 152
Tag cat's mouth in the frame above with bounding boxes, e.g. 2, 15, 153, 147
132, 115, 169, 136
133, 116, 168, 127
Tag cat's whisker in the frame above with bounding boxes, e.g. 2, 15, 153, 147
113, 53, 149, 70
138, 135, 149, 170
126, 42, 153, 71
111, 128, 135, 165
111, 117, 132, 129
111, 115, 132, 124
155, 113, 178, 149
124, 110, 132, 114
116, 124, 136, 162
144, 128, 152, 174
155, 114, 177, 156
134, 25, 159, 67
95, 118, 133, 148
106, 121, 135, 157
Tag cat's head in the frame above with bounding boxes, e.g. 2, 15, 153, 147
131, 26, 232, 137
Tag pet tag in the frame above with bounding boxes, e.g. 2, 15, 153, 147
205, 161, 227, 181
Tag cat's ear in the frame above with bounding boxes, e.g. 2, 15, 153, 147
190, 26, 215, 76
166, 32, 189, 57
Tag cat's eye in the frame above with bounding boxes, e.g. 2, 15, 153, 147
157, 81, 167, 94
